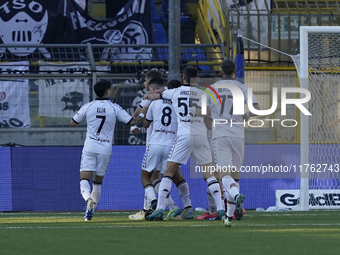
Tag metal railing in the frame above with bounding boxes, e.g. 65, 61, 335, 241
0, 43, 224, 80
198, 0, 340, 64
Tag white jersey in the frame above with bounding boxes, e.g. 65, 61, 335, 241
139, 87, 168, 109
72, 98, 132, 155
145, 99, 177, 146
139, 99, 151, 108
161, 85, 206, 136
208, 79, 258, 139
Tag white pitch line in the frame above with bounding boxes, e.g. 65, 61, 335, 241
1, 223, 340, 230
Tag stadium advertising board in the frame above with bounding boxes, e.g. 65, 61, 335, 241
276, 189, 340, 209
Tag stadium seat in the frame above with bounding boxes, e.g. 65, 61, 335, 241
150, 0, 161, 23
153, 23, 169, 62
181, 48, 210, 71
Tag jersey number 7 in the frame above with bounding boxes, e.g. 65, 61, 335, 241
219, 95, 233, 117
96, 115, 106, 135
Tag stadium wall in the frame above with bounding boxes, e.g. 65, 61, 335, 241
0, 145, 300, 212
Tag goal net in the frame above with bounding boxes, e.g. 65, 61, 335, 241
292, 27, 340, 210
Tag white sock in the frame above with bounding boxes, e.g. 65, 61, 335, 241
226, 193, 236, 217
144, 184, 157, 204
207, 177, 223, 211
153, 179, 177, 210
207, 187, 216, 215
165, 194, 177, 210
177, 180, 192, 208
143, 195, 148, 211
153, 179, 161, 193
80, 179, 91, 202
91, 183, 102, 206
222, 175, 239, 200
236, 181, 240, 191
156, 176, 173, 210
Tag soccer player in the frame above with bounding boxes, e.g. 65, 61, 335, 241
196, 74, 225, 220
129, 70, 179, 220
206, 59, 260, 227
70, 80, 147, 221
142, 77, 183, 220
144, 66, 225, 221
167, 79, 182, 89
128, 70, 164, 220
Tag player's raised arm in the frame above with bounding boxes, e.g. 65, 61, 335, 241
143, 107, 151, 129
143, 92, 161, 101
126, 106, 148, 126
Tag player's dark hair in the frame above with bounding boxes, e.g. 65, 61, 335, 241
94, 80, 112, 98
167, 79, 182, 89
149, 77, 164, 89
145, 69, 162, 79
221, 59, 236, 77
183, 66, 198, 83
199, 74, 216, 86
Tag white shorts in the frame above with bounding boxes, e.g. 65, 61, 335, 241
80, 150, 111, 177
212, 136, 244, 172
142, 144, 172, 174
167, 135, 212, 165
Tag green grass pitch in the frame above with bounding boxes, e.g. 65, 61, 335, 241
1, 210, 339, 255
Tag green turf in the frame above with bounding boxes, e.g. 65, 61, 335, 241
0, 210, 339, 255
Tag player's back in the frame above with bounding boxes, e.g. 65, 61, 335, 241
162, 85, 206, 136
210, 79, 250, 139
79, 99, 126, 154
146, 99, 177, 146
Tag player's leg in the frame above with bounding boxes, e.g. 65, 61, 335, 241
215, 137, 245, 225
84, 153, 110, 220
192, 135, 224, 220
157, 146, 181, 220
197, 130, 220, 220
202, 167, 225, 220
142, 170, 157, 204
171, 170, 195, 220
198, 171, 225, 220
147, 161, 181, 221
153, 177, 177, 210
140, 145, 163, 219
150, 170, 162, 208
156, 150, 178, 211
161, 169, 182, 220
79, 151, 97, 221
160, 145, 181, 216
80, 171, 96, 221
148, 135, 191, 221
80, 171, 93, 203
156, 161, 180, 209
91, 175, 103, 211
230, 137, 246, 220
90, 153, 110, 208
